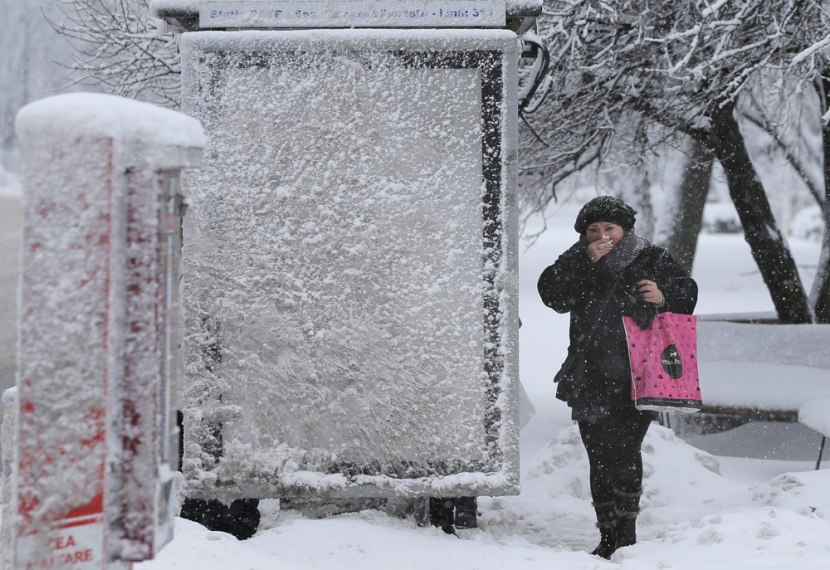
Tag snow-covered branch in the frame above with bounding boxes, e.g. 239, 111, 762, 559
48, 0, 181, 107
520, 0, 828, 211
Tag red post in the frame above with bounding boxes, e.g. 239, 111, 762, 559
10, 94, 204, 569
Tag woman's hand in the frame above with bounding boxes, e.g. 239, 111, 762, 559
636, 280, 665, 306
587, 235, 614, 263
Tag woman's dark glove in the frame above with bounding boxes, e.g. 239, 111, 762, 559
625, 283, 659, 329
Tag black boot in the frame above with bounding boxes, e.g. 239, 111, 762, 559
180, 498, 260, 540
200, 499, 232, 533
590, 501, 617, 559
454, 497, 478, 529
428, 498, 457, 535
226, 498, 261, 540
614, 490, 641, 550
179, 498, 208, 524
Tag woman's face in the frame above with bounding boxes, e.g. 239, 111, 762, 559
586, 221, 625, 246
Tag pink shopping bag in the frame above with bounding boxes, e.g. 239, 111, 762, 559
622, 313, 702, 413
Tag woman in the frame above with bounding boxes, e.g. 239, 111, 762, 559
537, 196, 697, 559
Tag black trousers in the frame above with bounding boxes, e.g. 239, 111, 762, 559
578, 406, 652, 502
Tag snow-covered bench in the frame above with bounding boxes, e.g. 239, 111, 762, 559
695, 318, 830, 466
798, 398, 830, 469
696, 318, 830, 419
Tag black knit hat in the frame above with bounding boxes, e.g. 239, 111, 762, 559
574, 196, 637, 234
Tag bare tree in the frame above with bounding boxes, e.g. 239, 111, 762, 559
49, 0, 181, 107
523, 0, 825, 323
809, 71, 830, 322
659, 136, 713, 274
738, 69, 830, 323
594, 117, 657, 240
0, 0, 74, 169
33, 0, 830, 321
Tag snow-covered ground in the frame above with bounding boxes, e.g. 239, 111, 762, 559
0, 184, 827, 568
128, 197, 828, 570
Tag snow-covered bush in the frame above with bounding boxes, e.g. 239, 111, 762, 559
702, 202, 742, 234
790, 205, 824, 242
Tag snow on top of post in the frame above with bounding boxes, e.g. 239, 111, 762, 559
15, 93, 206, 168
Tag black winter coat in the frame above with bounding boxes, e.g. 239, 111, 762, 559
537, 237, 698, 421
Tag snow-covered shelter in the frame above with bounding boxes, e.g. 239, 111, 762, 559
152, 0, 539, 502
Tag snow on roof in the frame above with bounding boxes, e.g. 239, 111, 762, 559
179, 27, 520, 52
150, 0, 541, 18
15, 94, 206, 167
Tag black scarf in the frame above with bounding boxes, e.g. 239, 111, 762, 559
580, 230, 656, 329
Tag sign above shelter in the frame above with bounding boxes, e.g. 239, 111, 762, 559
199, 0, 506, 27
151, 0, 542, 30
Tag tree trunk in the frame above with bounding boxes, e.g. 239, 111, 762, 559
811, 202, 830, 322
709, 101, 813, 324
661, 136, 713, 273
810, 100, 830, 324
811, 77, 830, 324
628, 120, 656, 241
